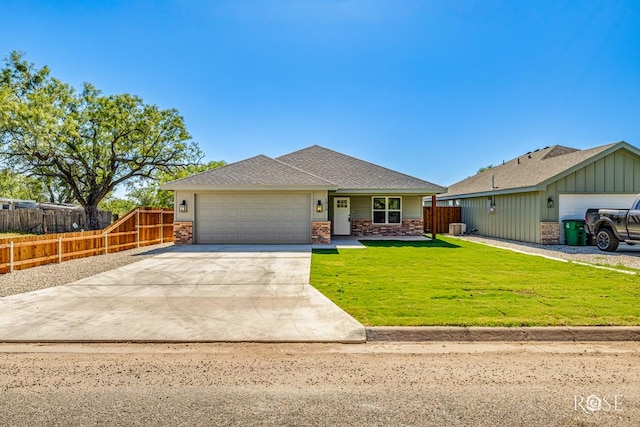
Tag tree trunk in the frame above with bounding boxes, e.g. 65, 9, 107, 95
85, 204, 102, 230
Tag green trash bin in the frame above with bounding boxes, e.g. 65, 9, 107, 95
563, 220, 586, 246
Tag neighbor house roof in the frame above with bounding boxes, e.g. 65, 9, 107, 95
440, 141, 638, 199
277, 145, 446, 194
164, 145, 446, 194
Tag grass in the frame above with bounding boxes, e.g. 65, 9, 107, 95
310, 238, 640, 326
0, 231, 37, 238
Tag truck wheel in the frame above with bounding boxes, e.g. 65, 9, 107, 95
596, 228, 619, 252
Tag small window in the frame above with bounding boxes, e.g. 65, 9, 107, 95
372, 197, 401, 224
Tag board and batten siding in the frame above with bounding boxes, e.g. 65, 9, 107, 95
544, 149, 640, 222
459, 191, 542, 243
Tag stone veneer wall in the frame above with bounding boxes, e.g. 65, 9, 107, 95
540, 221, 560, 245
351, 219, 424, 237
311, 221, 331, 245
174, 221, 193, 245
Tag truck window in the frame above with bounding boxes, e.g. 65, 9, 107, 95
634, 200, 640, 210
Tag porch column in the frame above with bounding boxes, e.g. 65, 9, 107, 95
431, 195, 437, 240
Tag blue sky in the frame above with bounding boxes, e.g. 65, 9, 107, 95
1, 0, 639, 187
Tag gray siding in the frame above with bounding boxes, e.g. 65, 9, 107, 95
351, 196, 371, 220
459, 192, 542, 243
402, 196, 423, 219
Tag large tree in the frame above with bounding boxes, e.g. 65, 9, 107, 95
0, 51, 202, 229
0, 168, 47, 201
126, 160, 226, 208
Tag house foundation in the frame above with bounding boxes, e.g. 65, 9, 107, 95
351, 219, 424, 237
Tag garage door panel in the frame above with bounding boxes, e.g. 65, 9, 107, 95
195, 193, 311, 244
222, 195, 238, 203
266, 222, 282, 231
253, 196, 267, 203
291, 219, 308, 229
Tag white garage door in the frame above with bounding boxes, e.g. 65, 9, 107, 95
195, 194, 311, 244
558, 194, 636, 243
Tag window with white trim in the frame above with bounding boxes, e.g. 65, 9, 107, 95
372, 197, 401, 224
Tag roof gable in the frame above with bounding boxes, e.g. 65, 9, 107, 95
441, 141, 635, 198
277, 145, 446, 192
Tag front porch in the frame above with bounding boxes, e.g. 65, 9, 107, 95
312, 234, 431, 249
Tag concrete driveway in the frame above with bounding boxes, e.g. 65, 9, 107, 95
0, 245, 365, 342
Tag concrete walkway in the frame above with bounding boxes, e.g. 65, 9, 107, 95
0, 245, 365, 343
313, 235, 431, 250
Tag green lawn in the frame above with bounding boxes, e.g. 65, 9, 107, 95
0, 231, 36, 238
310, 238, 640, 326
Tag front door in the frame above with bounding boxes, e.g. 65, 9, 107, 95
334, 197, 351, 235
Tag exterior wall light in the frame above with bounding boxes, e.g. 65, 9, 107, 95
316, 200, 323, 213
547, 196, 554, 208
179, 200, 188, 213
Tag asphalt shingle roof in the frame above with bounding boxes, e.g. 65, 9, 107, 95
164, 145, 446, 193
163, 155, 335, 188
277, 145, 446, 192
441, 142, 623, 198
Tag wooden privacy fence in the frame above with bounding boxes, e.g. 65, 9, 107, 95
0, 207, 174, 274
423, 206, 462, 234
0, 208, 112, 234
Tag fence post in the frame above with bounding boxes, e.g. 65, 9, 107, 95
136, 208, 141, 248
160, 209, 164, 244
9, 241, 14, 273
104, 234, 108, 254
58, 236, 62, 263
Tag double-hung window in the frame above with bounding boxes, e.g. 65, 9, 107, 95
372, 197, 401, 224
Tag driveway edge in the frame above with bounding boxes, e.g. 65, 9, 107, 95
366, 326, 640, 342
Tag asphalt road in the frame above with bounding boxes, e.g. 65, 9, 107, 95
0, 342, 638, 426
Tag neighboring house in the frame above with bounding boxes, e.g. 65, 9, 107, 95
162, 145, 446, 245
438, 141, 640, 244
0, 198, 37, 210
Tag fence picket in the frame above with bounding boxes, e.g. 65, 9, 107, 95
423, 206, 462, 234
0, 207, 174, 274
